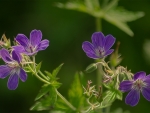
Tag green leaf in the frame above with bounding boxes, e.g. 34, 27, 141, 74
35, 84, 51, 101
85, 63, 97, 73
103, 8, 144, 36
55, 1, 87, 13
104, 13, 133, 36
51, 81, 62, 89
101, 90, 116, 106
116, 90, 122, 100
52, 63, 64, 77
30, 86, 57, 111
36, 62, 42, 72
68, 72, 85, 109
45, 71, 56, 81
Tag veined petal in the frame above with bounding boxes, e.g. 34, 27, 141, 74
125, 89, 140, 106
12, 50, 22, 63
37, 39, 49, 51
134, 71, 146, 81
104, 49, 114, 57
0, 65, 11, 78
82, 41, 95, 54
12, 45, 25, 53
142, 87, 150, 101
143, 76, 150, 86
91, 32, 105, 48
0, 48, 12, 63
30, 29, 42, 47
119, 80, 133, 92
7, 72, 19, 90
15, 34, 29, 48
104, 35, 116, 51
86, 53, 99, 59
18, 68, 27, 82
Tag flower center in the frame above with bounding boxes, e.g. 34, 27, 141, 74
95, 47, 105, 57
133, 79, 146, 90
26, 45, 36, 53
8, 61, 19, 68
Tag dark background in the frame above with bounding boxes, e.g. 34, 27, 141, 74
0, 0, 150, 113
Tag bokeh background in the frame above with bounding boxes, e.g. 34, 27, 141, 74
0, 0, 150, 113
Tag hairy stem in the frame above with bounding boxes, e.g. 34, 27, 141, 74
29, 62, 77, 111
55, 89, 77, 111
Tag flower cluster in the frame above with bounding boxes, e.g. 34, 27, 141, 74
82, 32, 150, 107
0, 29, 49, 90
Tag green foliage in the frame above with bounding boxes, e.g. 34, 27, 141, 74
101, 89, 122, 107
44, 63, 63, 88
35, 84, 52, 101
55, 0, 144, 36
104, 8, 144, 36
30, 86, 57, 111
68, 72, 86, 109
85, 63, 97, 73
52, 63, 64, 78
31, 64, 64, 111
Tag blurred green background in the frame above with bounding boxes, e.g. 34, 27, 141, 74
0, 0, 150, 113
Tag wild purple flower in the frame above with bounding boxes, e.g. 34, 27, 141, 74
13, 29, 49, 56
0, 48, 27, 90
82, 32, 115, 59
119, 71, 150, 106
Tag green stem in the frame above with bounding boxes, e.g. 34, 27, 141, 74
55, 89, 76, 111
32, 56, 36, 72
39, 70, 49, 81
96, 17, 102, 31
95, 17, 103, 113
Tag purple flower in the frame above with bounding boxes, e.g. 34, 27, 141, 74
13, 29, 49, 56
82, 32, 115, 59
0, 48, 27, 90
119, 71, 150, 106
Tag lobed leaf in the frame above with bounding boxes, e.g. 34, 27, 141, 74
68, 72, 85, 109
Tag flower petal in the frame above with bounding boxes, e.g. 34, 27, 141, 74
0, 65, 11, 78
91, 32, 105, 48
7, 72, 19, 90
134, 71, 146, 81
0, 48, 12, 63
12, 45, 25, 53
15, 34, 29, 48
82, 41, 98, 59
86, 53, 99, 59
37, 39, 49, 51
125, 89, 140, 106
30, 29, 42, 47
142, 87, 150, 101
119, 80, 133, 92
104, 34, 116, 51
19, 68, 27, 82
82, 41, 95, 54
104, 49, 114, 57
12, 50, 22, 63
143, 76, 150, 86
